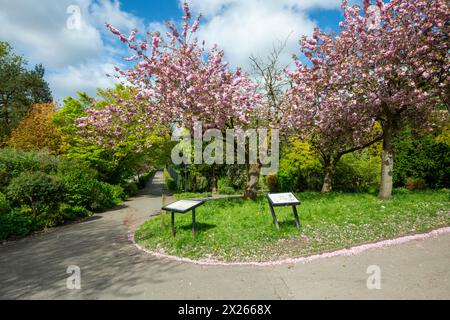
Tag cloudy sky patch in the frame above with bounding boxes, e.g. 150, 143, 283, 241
0, 0, 352, 102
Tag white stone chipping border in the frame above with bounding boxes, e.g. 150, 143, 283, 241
128, 226, 450, 267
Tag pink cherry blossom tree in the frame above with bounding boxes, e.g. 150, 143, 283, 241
77, 2, 260, 194
78, 2, 259, 144
284, 27, 383, 193
337, 0, 449, 199
285, 0, 449, 197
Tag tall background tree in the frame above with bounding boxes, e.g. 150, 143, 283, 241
245, 42, 290, 199
0, 41, 52, 140
6, 103, 62, 153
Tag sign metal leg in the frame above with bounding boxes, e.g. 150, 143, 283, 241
192, 208, 196, 237
171, 211, 175, 237
269, 203, 280, 230
292, 205, 301, 228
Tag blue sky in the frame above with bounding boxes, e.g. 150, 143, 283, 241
0, 0, 356, 102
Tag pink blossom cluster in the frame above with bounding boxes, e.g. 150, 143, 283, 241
283, 0, 449, 157
78, 2, 260, 148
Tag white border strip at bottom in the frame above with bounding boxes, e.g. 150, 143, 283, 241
129, 226, 450, 267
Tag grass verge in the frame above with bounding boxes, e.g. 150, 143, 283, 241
135, 190, 450, 262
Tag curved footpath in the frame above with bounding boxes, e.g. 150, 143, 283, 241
0, 171, 449, 299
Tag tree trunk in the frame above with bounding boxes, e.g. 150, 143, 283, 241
192, 175, 197, 192
244, 163, 261, 200
321, 157, 337, 193
321, 164, 334, 193
211, 166, 217, 194
378, 118, 394, 199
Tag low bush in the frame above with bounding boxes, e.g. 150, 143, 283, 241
137, 169, 156, 189
0, 148, 58, 191
163, 168, 178, 191
277, 140, 323, 192
0, 192, 10, 214
6, 171, 65, 227
0, 212, 32, 240
218, 177, 237, 195
58, 159, 100, 210
91, 182, 124, 211
334, 151, 381, 193
193, 175, 208, 192
122, 181, 139, 197
405, 177, 427, 191
57, 159, 125, 211
264, 175, 278, 192
393, 128, 450, 189
59, 204, 91, 220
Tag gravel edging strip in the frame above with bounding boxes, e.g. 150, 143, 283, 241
128, 226, 450, 267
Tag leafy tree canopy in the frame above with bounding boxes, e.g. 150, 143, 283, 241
0, 41, 52, 140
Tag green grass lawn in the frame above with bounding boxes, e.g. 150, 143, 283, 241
135, 190, 450, 262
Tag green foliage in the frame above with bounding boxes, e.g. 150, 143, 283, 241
393, 187, 411, 195
0, 148, 58, 190
59, 204, 91, 220
92, 182, 124, 210
0, 41, 52, 139
223, 165, 247, 190
54, 88, 172, 184
164, 168, 178, 192
217, 177, 237, 195
0, 212, 32, 239
393, 127, 450, 189
57, 159, 104, 211
333, 151, 381, 193
277, 139, 323, 191
264, 175, 279, 192
0, 192, 10, 214
137, 169, 156, 189
174, 192, 212, 199
122, 182, 139, 197
0, 149, 127, 240
6, 171, 65, 227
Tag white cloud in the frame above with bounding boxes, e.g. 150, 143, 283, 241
0, 0, 348, 100
0, 0, 139, 100
47, 62, 120, 103
183, 0, 342, 69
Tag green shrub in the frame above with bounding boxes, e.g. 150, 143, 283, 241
59, 203, 91, 220
224, 165, 247, 190
137, 169, 156, 189
218, 177, 237, 195
193, 175, 208, 192
277, 140, 323, 192
58, 159, 100, 210
123, 182, 139, 197
0, 192, 10, 214
0, 149, 58, 191
393, 128, 450, 188
393, 187, 411, 195
6, 171, 65, 227
405, 177, 427, 191
91, 182, 124, 211
164, 168, 177, 191
264, 175, 278, 192
334, 151, 381, 193
0, 212, 32, 240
